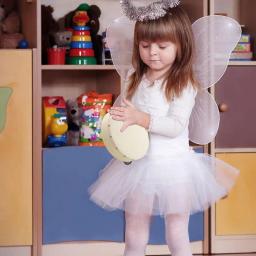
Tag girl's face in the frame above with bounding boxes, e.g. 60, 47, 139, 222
139, 40, 177, 72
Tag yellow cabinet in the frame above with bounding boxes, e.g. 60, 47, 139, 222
0, 50, 32, 246
216, 153, 256, 235
211, 153, 256, 253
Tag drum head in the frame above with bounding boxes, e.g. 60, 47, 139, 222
109, 114, 149, 160
101, 113, 149, 161
101, 113, 132, 162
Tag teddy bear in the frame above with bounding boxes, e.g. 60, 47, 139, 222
64, 3, 103, 64
41, 5, 59, 64
66, 99, 80, 146
53, 30, 72, 61
87, 5, 103, 64
54, 31, 72, 47
0, 0, 24, 48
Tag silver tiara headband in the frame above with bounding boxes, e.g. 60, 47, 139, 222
120, 0, 181, 22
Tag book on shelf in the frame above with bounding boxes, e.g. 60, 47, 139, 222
230, 51, 253, 61
231, 33, 253, 61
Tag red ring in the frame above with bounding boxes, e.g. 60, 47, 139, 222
72, 30, 90, 36
70, 48, 95, 57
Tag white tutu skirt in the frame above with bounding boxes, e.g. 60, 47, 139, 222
89, 150, 239, 216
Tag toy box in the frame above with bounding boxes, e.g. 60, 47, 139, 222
77, 91, 112, 146
42, 96, 67, 145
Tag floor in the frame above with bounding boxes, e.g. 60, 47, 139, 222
152, 255, 256, 256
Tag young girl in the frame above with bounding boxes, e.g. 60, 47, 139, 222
89, 2, 239, 256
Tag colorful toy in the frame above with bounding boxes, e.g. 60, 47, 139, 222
18, 39, 29, 49
47, 46, 66, 64
67, 3, 97, 65
77, 91, 112, 146
42, 96, 67, 145
47, 113, 68, 147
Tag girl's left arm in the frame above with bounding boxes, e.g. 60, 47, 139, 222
148, 86, 197, 138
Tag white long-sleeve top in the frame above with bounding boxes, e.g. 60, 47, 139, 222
131, 75, 197, 156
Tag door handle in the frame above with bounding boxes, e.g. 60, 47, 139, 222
218, 103, 228, 113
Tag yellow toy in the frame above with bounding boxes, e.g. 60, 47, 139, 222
50, 114, 68, 136
42, 96, 67, 145
47, 114, 68, 147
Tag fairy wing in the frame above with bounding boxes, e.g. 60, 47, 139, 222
189, 90, 220, 144
106, 16, 135, 98
189, 15, 241, 144
192, 15, 242, 89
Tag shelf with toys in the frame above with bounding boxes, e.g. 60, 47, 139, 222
40, 0, 119, 66
37, 1, 209, 256
212, 0, 256, 63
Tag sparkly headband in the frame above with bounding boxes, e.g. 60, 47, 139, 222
120, 0, 181, 22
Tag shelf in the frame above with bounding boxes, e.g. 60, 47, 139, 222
229, 61, 256, 66
41, 65, 116, 71
41, 62, 256, 70
215, 148, 256, 153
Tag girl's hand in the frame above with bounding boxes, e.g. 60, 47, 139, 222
109, 98, 150, 132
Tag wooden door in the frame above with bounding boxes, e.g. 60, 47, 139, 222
0, 50, 32, 245
215, 67, 256, 148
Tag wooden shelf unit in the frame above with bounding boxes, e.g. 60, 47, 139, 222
2, 0, 256, 256
210, 0, 256, 254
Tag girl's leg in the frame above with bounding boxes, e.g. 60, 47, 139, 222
165, 213, 192, 256
124, 211, 151, 256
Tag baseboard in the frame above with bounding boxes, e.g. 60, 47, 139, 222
0, 246, 31, 256
42, 240, 203, 256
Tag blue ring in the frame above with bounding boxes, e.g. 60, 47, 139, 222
72, 26, 90, 31
70, 41, 93, 49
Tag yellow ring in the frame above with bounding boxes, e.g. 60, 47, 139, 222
72, 35, 92, 42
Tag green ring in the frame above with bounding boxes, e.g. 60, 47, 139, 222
68, 57, 97, 65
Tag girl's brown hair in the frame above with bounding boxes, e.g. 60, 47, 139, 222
126, 5, 197, 101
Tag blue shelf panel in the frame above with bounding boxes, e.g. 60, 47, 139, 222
43, 146, 205, 244
43, 146, 124, 244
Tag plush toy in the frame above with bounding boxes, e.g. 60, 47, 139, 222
0, 0, 24, 48
87, 5, 103, 64
66, 99, 80, 146
65, 3, 103, 64
41, 5, 59, 64
54, 31, 72, 47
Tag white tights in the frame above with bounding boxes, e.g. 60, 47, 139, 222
124, 212, 192, 256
